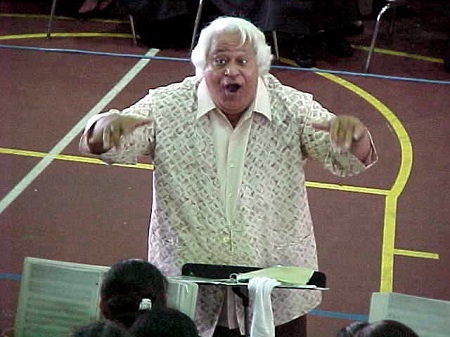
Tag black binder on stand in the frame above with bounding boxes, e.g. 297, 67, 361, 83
181, 263, 327, 288
180, 263, 327, 337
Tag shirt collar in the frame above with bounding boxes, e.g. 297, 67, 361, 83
196, 77, 272, 121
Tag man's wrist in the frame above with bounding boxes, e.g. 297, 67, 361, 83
351, 129, 372, 163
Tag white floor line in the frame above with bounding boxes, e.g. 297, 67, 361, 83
0, 48, 159, 214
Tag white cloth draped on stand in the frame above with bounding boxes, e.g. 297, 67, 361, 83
248, 277, 281, 337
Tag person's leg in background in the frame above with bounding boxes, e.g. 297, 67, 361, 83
212, 315, 307, 337
261, 0, 317, 68
78, 0, 99, 14
275, 315, 307, 337
335, 0, 365, 35
445, 35, 450, 73
78, 0, 115, 14
212, 326, 241, 337
322, 0, 363, 58
443, 4, 450, 73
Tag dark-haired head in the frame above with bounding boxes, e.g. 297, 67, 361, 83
100, 259, 168, 328
130, 308, 200, 337
337, 321, 369, 337
356, 320, 419, 337
71, 321, 133, 337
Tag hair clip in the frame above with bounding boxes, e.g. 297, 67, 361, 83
138, 298, 152, 311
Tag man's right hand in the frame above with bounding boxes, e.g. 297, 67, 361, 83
87, 114, 153, 154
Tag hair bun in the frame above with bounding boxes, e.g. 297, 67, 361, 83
107, 294, 139, 313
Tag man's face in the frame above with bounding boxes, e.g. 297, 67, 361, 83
204, 32, 259, 115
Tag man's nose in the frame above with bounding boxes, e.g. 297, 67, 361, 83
224, 65, 239, 76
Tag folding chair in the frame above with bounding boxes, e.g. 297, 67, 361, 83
364, 0, 406, 72
369, 292, 450, 337
46, 0, 138, 45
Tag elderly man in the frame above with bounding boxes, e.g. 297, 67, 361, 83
80, 16, 376, 337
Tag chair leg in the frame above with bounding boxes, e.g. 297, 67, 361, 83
364, 3, 393, 73
46, 0, 58, 39
190, 0, 204, 51
128, 14, 138, 45
388, 7, 397, 34
272, 31, 280, 61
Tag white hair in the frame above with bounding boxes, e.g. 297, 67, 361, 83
191, 16, 273, 78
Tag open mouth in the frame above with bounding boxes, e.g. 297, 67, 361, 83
224, 83, 241, 94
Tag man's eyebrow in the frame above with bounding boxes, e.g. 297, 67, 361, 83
213, 49, 251, 55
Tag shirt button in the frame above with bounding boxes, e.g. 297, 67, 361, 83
230, 163, 235, 168
228, 193, 233, 198
223, 236, 230, 243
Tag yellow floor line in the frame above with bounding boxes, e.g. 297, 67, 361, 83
0, 32, 132, 40
354, 45, 444, 64
0, 12, 127, 24
0, 147, 153, 170
306, 181, 388, 196
1, 147, 387, 195
394, 249, 439, 260
0, 31, 441, 65
316, 72, 415, 293
279, 57, 298, 67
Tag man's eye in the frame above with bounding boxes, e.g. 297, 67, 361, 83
213, 58, 226, 66
239, 59, 248, 65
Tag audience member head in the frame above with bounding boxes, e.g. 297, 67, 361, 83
336, 321, 369, 337
191, 16, 272, 77
100, 259, 168, 328
71, 321, 133, 337
338, 320, 419, 337
129, 307, 199, 337
356, 320, 419, 337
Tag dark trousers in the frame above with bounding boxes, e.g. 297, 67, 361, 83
212, 315, 307, 337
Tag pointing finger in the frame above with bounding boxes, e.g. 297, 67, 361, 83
134, 118, 153, 128
111, 123, 122, 149
102, 126, 111, 150
311, 121, 331, 132
352, 126, 366, 141
344, 126, 353, 149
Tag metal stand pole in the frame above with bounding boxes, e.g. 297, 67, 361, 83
272, 31, 280, 61
46, 0, 58, 39
128, 14, 138, 45
190, 0, 204, 51
232, 287, 250, 337
364, 0, 404, 72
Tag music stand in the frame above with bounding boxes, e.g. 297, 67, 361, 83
178, 263, 328, 337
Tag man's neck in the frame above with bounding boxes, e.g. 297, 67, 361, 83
223, 112, 244, 128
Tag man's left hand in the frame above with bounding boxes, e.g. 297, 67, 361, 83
312, 116, 367, 152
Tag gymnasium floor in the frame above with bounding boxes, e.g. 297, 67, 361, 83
1, 1, 449, 336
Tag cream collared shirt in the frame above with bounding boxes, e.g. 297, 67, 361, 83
197, 77, 271, 223
197, 77, 271, 328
